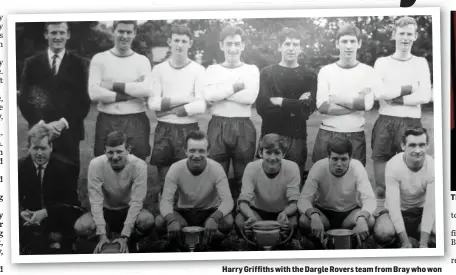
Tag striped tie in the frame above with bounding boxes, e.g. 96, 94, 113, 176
51, 54, 58, 75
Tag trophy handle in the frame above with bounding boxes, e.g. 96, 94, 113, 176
240, 228, 257, 246
277, 226, 295, 246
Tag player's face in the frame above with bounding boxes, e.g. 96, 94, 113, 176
328, 152, 350, 177
168, 34, 193, 58
336, 35, 361, 60
186, 138, 209, 171
401, 134, 428, 163
393, 24, 417, 52
280, 38, 301, 63
260, 147, 284, 174
113, 23, 136, 51
28, 137, 53, 166
105, 143, 129, 171
219, 35, 245, 64
45, 23, 70, 53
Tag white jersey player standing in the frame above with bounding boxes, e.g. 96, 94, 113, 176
371, 16, 432, 216
203, 25, 260, 201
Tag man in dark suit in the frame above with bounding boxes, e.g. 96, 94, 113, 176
19, 123, 83, 254
19, 21, 91, 173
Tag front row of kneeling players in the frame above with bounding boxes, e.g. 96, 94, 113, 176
19, 123, 435, 253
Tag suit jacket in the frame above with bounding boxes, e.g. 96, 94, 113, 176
18, 154, 81, 218
19, 50, 91, 142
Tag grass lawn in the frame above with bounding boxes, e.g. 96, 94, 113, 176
16, 104, 435, 250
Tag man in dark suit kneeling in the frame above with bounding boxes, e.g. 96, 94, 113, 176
19, 123, 83, 254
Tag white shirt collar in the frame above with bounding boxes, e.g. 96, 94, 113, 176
33, 161, 49, 170
48, 48, 65, 60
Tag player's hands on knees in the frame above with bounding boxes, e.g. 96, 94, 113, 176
353, 217, 369, 243
94, 234, 111, 254
204, 217, 218, 243
310, 213, 325, 241
398, 232, 413, 248
244, 216, 257, 229
401, 241, 413, 248
277, 211, 289, 225
112, 237, 129, 253
167, 220, 181, 239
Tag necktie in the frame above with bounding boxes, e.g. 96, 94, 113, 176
51, 54, 58, 75
37, 165, 43, 183
37, 165, 44, 206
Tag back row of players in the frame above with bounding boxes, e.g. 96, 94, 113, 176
18, 16, 434, 253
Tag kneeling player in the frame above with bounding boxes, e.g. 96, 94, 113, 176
235, 134, 301, 250
373, 127, 435, 248
19, 123, 83, 254
298, 136, 376, 247
74, 131, 155, 253
155, 131, 234, 251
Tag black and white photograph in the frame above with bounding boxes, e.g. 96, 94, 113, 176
7, 7, 443, 263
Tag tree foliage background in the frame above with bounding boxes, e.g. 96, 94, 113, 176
15, 15, 433, 85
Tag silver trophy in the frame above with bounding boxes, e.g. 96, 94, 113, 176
324, 229, 361, 249
241, 220, 294, 250
181, 226, 205, 252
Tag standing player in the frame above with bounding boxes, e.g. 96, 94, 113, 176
19, 21, 91, 173
371, 17, 432, 215
146, 24, 207, 191
255, 27, 317, 179
88, 20, 152, 160
203, 25, 260, 200
312, 24, 377, 167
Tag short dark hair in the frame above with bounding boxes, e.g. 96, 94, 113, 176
258, 133, 287, 153
278, 27, 302, 45
27, 122, 52, 146
113, 20, 138, 31
402, 126, 429, 145
336, 24, 361, 41
105, 131, 130, 149
219, 25, 245, 43
326, 136, 353, 158
170, 24, 193, 40
185, 130, 210, 150
44, 22, 69, 33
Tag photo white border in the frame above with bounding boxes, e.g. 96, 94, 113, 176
7, 6, 443, 264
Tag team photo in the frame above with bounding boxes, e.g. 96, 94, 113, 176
8, 8, 442, 262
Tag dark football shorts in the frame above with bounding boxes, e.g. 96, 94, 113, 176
255, 135, 307, 174
94, 112, 151, 160
371, 115, 422, 162
318, 206, 359, 230
150, 121, 199, 167
207, 116, 257, 200
312, 128, 366, 166
207, 116, 257, 178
